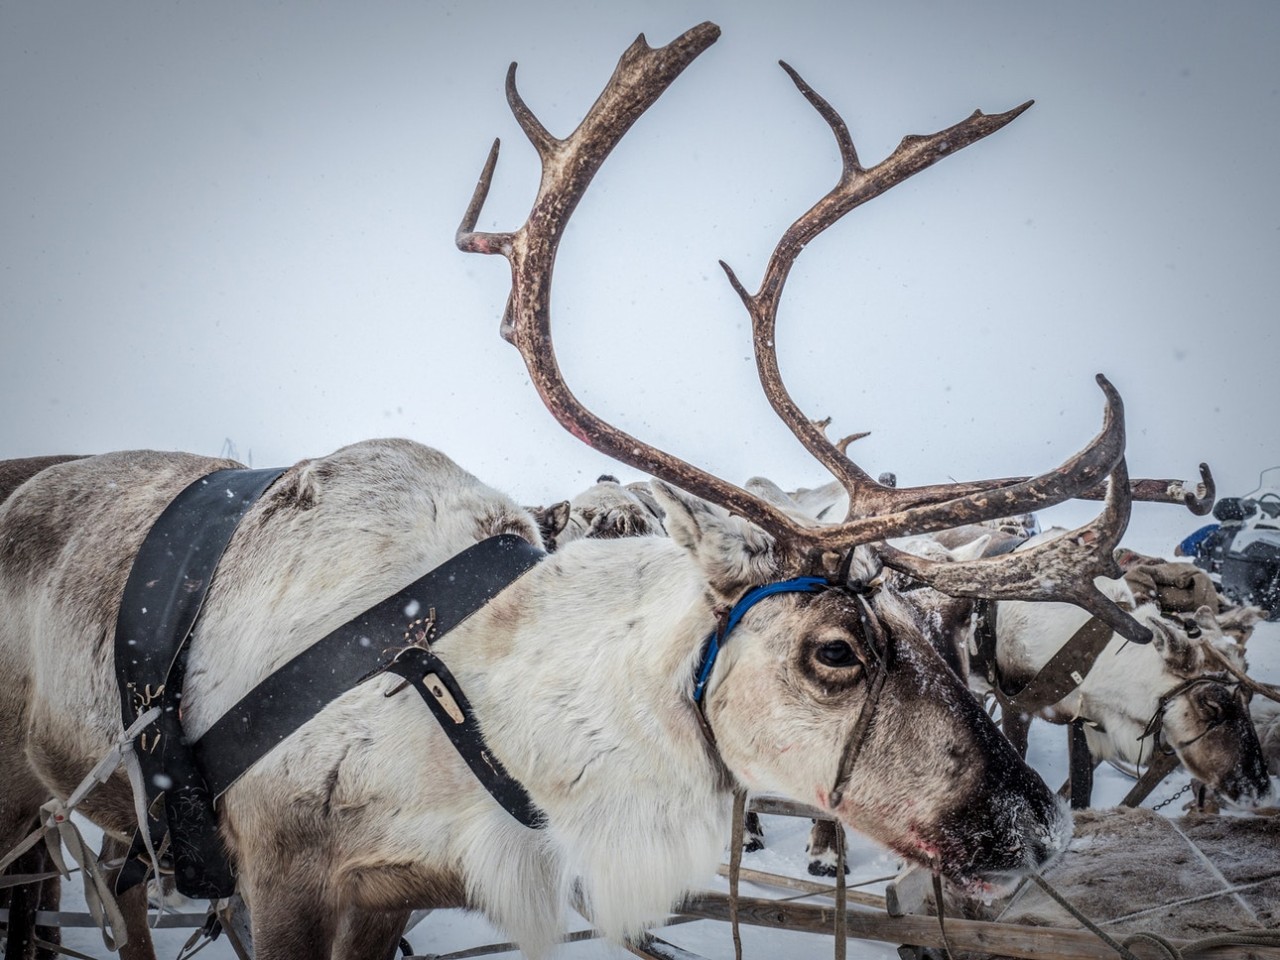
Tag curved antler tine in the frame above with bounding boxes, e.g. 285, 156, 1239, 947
778, 60, 861, 177
805, 374, 1125, 551
835, 431, 870, 455
506, 63, 559, 159
722, 69, 1035, 510
1203, 642, 1280, 704
880, 458, 1154, 644
456, 139, 512, 257
1128, 462, 1216, 516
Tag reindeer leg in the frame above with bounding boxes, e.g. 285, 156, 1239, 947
742, 811, 764, 853
806, 819, 849, 877
331, 907, 409, 960
1066, 719, 1095, 809
3, 839, 43, 960
246, 875, 337, 960
33, 853, 61, 960
1, 799, 50, 960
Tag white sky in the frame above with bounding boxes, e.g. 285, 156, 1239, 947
3, 2, 1277, 549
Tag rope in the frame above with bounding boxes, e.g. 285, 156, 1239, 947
1028, 873, 1143, 960
0, 705, 163, 953
1119, 929, 1280, 959
728, 788, 746, 960
1103, 872, 1280, 926
832, 825, 845, 960
31, 936, 110, 960
1026, 861, 1280, 960
930, 872, 956, 960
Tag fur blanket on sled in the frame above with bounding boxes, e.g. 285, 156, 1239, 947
956, 807, 1280, 958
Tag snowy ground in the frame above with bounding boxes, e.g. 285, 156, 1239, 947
46, 517, 1280, 960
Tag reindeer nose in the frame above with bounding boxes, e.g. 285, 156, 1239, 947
1026, 836, 1054, 868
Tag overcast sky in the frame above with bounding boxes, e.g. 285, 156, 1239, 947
2, 2, 1276, 549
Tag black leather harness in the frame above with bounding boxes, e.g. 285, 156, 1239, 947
114, 467, 285, 897
113, 468, 546, 899
972, 598, 1116, 714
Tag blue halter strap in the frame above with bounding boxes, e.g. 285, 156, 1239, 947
692, 576, 830, 704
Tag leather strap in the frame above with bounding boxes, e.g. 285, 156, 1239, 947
1002, 613, 1116, 713
193, 534, 545, 803
114, 467, 286, 898
382, 644, 543, 828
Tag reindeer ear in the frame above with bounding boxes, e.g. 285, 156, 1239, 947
625, 482, 666, 524
1218, 604, 1265, 647
650, 481, 783, 600
545, 501, 571, 538
744, 476, 795, 507
1148, 616, 1199, 675
1192, 604, 1219, 635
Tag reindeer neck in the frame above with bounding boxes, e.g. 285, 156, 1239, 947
436, 535, 733, 940
440, 535, 727, 788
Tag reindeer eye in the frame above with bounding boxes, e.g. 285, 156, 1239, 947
816, 640, 858, 668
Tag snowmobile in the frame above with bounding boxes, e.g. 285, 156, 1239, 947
1188, 466, 1280, 620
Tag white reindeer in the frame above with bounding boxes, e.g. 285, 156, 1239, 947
0, 23, 1214, 960
881, 528, 1273, 807
987, 583, 1270, 804
764, 473, 1271, 808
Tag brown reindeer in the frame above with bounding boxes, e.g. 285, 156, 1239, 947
1, 23, 1213, 960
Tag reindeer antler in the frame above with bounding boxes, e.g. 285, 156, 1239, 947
1202, 641, 1280, 705
458, 23, 1205, 643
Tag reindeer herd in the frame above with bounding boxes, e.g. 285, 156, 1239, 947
1, 21, 1276, 960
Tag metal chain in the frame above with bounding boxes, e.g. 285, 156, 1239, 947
1151, 782, 1192, 813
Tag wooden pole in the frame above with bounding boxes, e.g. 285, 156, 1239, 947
1120, 750, 1181, 808
713, 864, 886, 909
676, 892, 1280, 960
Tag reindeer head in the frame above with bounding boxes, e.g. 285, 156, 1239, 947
458, 22, 1213, 890
1148, 608, 1273, 807
650, 482, 1068, 889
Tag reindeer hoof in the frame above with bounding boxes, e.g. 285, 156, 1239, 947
807, 857, 849, 877
743, 836, 765, 853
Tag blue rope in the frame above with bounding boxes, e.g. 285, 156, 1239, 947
693, 576, 829, 703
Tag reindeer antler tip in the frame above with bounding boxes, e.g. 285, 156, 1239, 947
689, 21, 721, 42
649, 22, 720, 58
1187, 462, 1216, 515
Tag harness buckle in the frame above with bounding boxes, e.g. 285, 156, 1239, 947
422, 673, 466, 724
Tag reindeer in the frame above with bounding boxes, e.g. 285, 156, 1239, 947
883, 529, 1274, 808
760, 478, 1268, 811
529, 475, 665, 552
754, 498, 1267, 868
0, 23, 1215, 960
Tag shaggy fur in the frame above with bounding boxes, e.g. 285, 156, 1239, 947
0, 442, 1071, 958
1252, 698, 1280, 776
986, 807, 1279, 944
